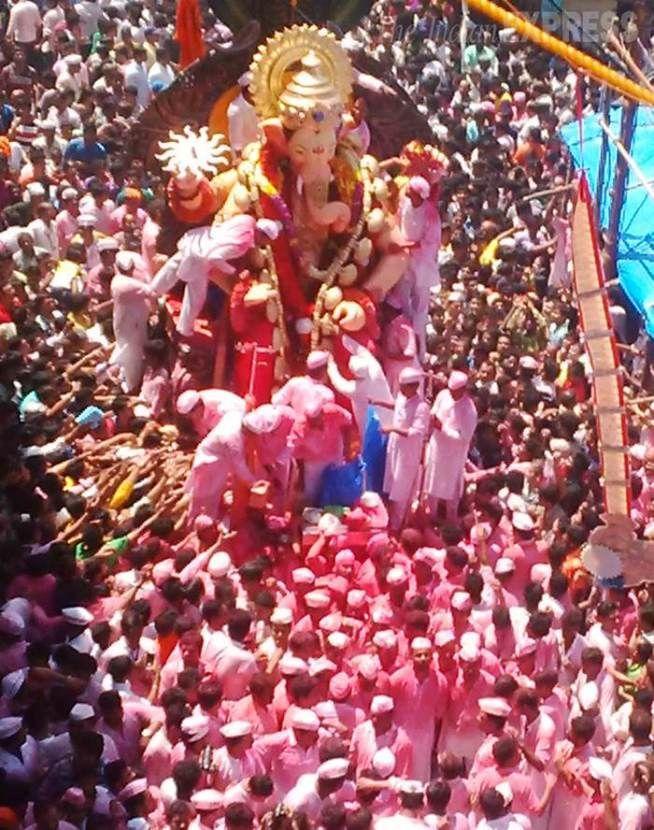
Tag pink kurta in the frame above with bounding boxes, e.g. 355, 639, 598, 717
389, 663, 448, 780
191, 389, 246, 437
186, 411, 257, 521
255, 730, 321, 796
470, 765, 541, 816
271, 376, 334, 415
439, 668, 495, 762
142, 728, 185, 786
228, 694, 278, 736
54, 209, 78, 252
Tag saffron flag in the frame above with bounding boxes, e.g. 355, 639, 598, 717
175, 0, 206, 69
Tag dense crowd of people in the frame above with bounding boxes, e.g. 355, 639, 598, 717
2, 0, 654, 827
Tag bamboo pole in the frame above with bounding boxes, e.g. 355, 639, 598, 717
599, 114, 654, 206
607, 31, 654, 97
627, 396, 654, 407
603, 104, 637, 281
463, 0, 654, 106
595, 86, 612, 226
519, 183, 576, 203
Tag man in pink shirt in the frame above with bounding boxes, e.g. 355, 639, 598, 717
185, 409, 258, 523
470, 736, 553, 818
210, 720, 264, 790
97, 690, 150, 766
381, 306, 420, 396
159, 629, 207, 696
212, 610, 258, 701
255, 709, 322, 796
504, 511, 547, 591
526, 611, 559, 673
54, 187, 79, 253
390, 637, 447, 781
221, 774, 278, 821
291, 398, 353, 504
534, 669, 568, 740
242, 403, 298, 502
141, 702, 186, 786
440, 641, 495, 763
227, 672, 278, 735
192, 677, 227, 745
470, 696, 513, 777
271, 350, 334, 415
515, 688, 556, 773
84, 237, 118, 301
79, 182, 116, 235
110, 191, 148, 234
350, 694, 412, 776
549, 715, 598, 828
176, 388, 246, 439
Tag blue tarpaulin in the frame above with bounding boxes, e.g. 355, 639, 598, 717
561, 106, 654, 336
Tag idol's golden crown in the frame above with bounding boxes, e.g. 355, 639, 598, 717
249, 25, 353, 129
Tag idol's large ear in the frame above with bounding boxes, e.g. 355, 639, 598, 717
261, 118, 287, 154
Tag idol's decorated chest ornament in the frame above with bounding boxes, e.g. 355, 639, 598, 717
154, 24, 447, 402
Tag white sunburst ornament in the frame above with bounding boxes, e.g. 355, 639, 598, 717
156, 125, 232, 178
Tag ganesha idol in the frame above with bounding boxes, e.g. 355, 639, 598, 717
153, 25, 447, 403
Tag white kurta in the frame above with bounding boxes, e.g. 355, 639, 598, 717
383, 392, 430, 506
423, 389, 477, 502
327, 338, 394, 435
390, 195, 441, 358
110, 273, 153, 393
151, 215, 255, 337
227, 93, 259, 152
0, 736, 39, 783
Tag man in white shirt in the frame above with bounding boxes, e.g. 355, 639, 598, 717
618, 761, 654, 830
284, 758, 350, 824
375, 780, 430, 829
475, 786, 531, 830
27, 202, 58, 257
227, 72, 259, 154
147, 46, 176, 91
0, 716, 40, 784
585, 600, 626, 667
76, 0, 103, 44
41, 0, 65, 36
47, 98, 82, 132
62, 606, 95, 653
6, 0, 42, 49
33, 119, 67, 160
122, 45, 151, 109
56, 55, 87, 101
612, 710, 653, 799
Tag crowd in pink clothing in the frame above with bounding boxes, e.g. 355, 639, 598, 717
2, 0, 654, 828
